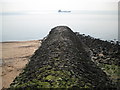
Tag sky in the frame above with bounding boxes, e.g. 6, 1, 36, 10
1, 0, 119, 12
0, 0, 119, 41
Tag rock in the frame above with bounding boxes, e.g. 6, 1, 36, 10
9, 26, 114, 89
99, 53, 104, 57
75, 31, 120, 88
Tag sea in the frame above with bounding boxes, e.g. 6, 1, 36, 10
0, 10, 118, 42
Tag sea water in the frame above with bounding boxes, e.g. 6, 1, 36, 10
0, 10, 118, 42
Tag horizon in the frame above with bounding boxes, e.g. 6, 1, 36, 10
0, 0, 119, 42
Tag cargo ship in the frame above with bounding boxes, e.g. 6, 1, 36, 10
58, 10, 71, 13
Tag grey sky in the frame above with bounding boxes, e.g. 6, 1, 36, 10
0, 0, 119, 42
1, 0, 118, 11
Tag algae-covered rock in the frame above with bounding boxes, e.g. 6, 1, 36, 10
75, 32, 120, 88
9, 26, 113, 89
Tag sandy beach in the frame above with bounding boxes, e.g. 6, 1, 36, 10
0, 40, 40, 89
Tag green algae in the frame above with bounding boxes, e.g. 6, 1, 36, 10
10, 65, 93, 88
11, 80, 51, 88
98, 64, 120, 77
98, 63, 120, 84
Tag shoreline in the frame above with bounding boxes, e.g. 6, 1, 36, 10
0, 39, 41, 43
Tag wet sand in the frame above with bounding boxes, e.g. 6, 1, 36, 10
0, 40, 40, 89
